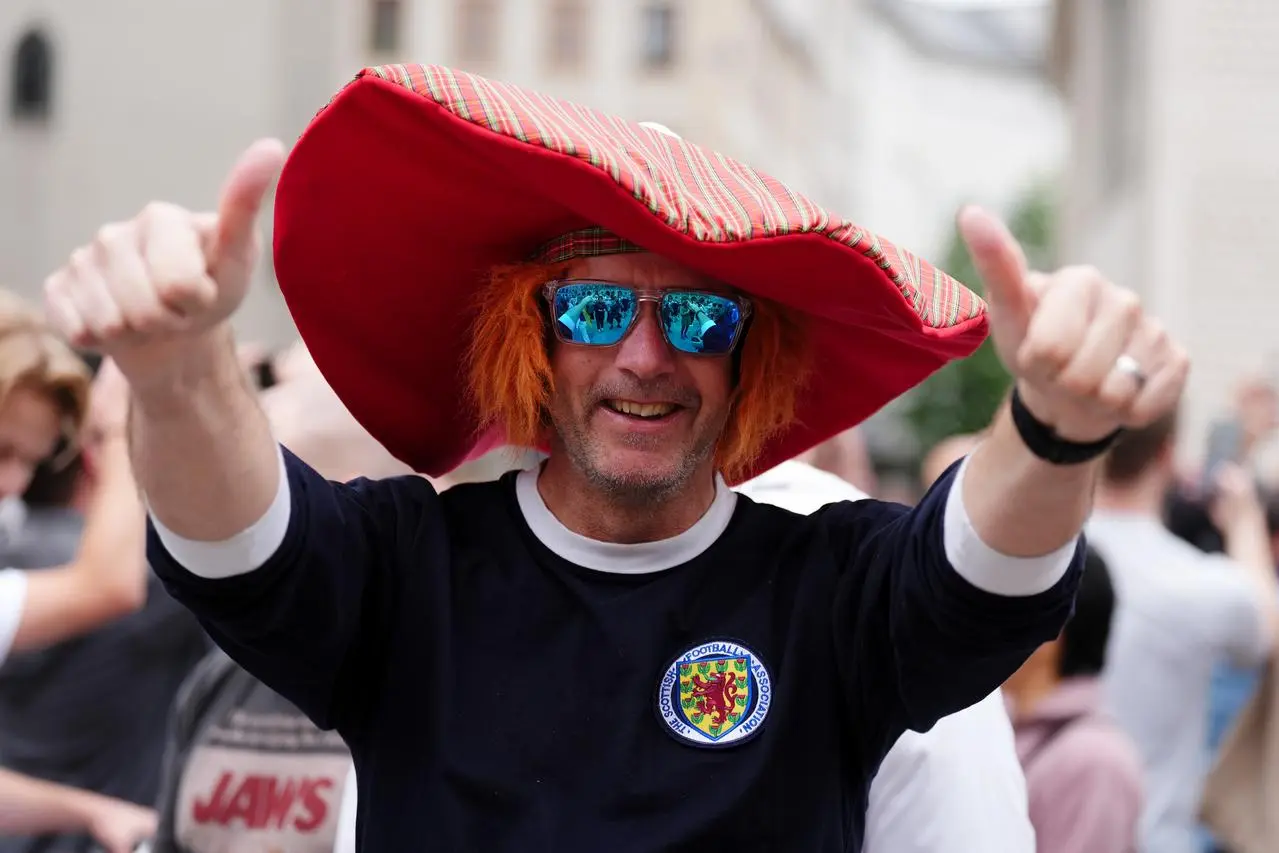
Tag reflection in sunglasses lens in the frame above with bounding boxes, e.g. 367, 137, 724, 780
661, 293, 742, 355
550, 283, 744, 355
553, 284, 637, 346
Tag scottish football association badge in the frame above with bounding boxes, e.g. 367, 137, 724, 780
656, 639, 772, 747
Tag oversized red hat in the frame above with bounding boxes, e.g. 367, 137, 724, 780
272, 64, 987, 483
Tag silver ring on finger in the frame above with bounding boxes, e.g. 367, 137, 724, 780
1114, 353, 1147, 389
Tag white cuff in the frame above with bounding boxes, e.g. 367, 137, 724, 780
942, 456, 1078, 597
0, 568, 29, 665
149, 446, 292, 579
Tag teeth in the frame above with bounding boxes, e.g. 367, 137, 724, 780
608, 400, 676, 418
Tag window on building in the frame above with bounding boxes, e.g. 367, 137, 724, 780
11, 29, 53, 121
547, 0, 587, 70
457, 0, 500, 65
640, 3, 675, 69
370, 0, 403, 53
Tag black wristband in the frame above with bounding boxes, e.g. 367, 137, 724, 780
1009, 386, 1123, 465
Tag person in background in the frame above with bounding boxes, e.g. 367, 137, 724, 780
254, 342, 417, 483
1164, 379, 1278, 557
1182, 381, 1279, 853
0, 291, 148, 664
0, 352, 210, 853
1087, 412, 1279, 853
0, 290, 157, 853
1004, 545, 1143, 853
795, 426, 879, 496
919, 432, 983, 491
737, 430, 1036, 852
0, 769, 156, 853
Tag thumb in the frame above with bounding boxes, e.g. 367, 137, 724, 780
959, 206, 1034, 336
211, 138, 287, 265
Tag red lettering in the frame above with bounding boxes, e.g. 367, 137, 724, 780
263, 777, 299, 830
294, 778, 334, 832
192, 772, 233, 824
190, 772, 336, 831
221, 775, 261, 826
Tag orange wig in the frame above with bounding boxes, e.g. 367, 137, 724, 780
464, 262, 811, 483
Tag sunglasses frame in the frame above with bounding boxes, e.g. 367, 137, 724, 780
541, 279, 753, 357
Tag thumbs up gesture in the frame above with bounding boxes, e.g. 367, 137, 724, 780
43, 139, 287, 385
959, 207, 1189, 443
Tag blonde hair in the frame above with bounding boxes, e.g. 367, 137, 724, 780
0, 290, 91, 454
464, 262, 811, 483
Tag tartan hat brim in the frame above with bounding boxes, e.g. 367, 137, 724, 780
273, 65, 988, 482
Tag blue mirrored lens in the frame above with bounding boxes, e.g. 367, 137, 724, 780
660, 292, 744, 354
551, 284, 637, 346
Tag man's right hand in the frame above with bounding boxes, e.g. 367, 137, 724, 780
43, 139, 286, 387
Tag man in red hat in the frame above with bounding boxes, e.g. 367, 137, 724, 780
43, 67, 1186, 852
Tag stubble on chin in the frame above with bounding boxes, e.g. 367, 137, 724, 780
549, 405, 720, 506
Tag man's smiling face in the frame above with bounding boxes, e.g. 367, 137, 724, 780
544, 252, 738, 502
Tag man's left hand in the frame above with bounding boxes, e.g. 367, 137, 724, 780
960, 206, 1189, 443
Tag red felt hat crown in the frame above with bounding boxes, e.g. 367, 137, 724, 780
272, 64, 987, 482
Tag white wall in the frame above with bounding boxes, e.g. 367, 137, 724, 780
0, 0, 368, 347
1059, 0, 1279, 464
846, 10, 1067, 266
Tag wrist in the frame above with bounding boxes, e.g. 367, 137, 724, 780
64, 787, 104, 831
1008, 384, 1122, 465
125, 326, 246, 415
1015, 382, 1118, 444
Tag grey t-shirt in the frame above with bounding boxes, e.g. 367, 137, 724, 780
151, 650, 353, 853
1087, 512, 1269, 853
0, 507, 210, 853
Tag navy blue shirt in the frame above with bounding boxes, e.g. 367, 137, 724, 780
149, 450, 1082, 852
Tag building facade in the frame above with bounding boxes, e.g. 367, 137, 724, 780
0, 0, 385, 345
2, 0, 1072, 476
1052, 0, 1279, 460
408, 0, 858, 211
0, 0, 857, 346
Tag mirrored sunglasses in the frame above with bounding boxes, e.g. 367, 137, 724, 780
543, 280, 751, 356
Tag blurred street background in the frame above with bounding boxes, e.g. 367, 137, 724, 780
7, 0, 1273, 485
2, 4, 1279, 852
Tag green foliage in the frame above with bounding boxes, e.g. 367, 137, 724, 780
901, 184, 1058, 457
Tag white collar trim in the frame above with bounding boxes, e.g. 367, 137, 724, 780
514, 467, 737, 573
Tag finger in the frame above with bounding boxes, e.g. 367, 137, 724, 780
93, 221, 178, 331
1125, 341, 1190, 427
43, 271, 89, 346
1016, 268, 1095, 384
212, 138, 287, 269
959, 206, 1033, 330
191, 212, 218, 258
1095, 317, 1165, 412
1024, 270, 1051, 300
66, 248, 125, 340
138, 203, 218, 317
1056, 276, 1143, 398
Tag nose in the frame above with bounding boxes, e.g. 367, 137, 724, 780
613, 302, 677, 379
